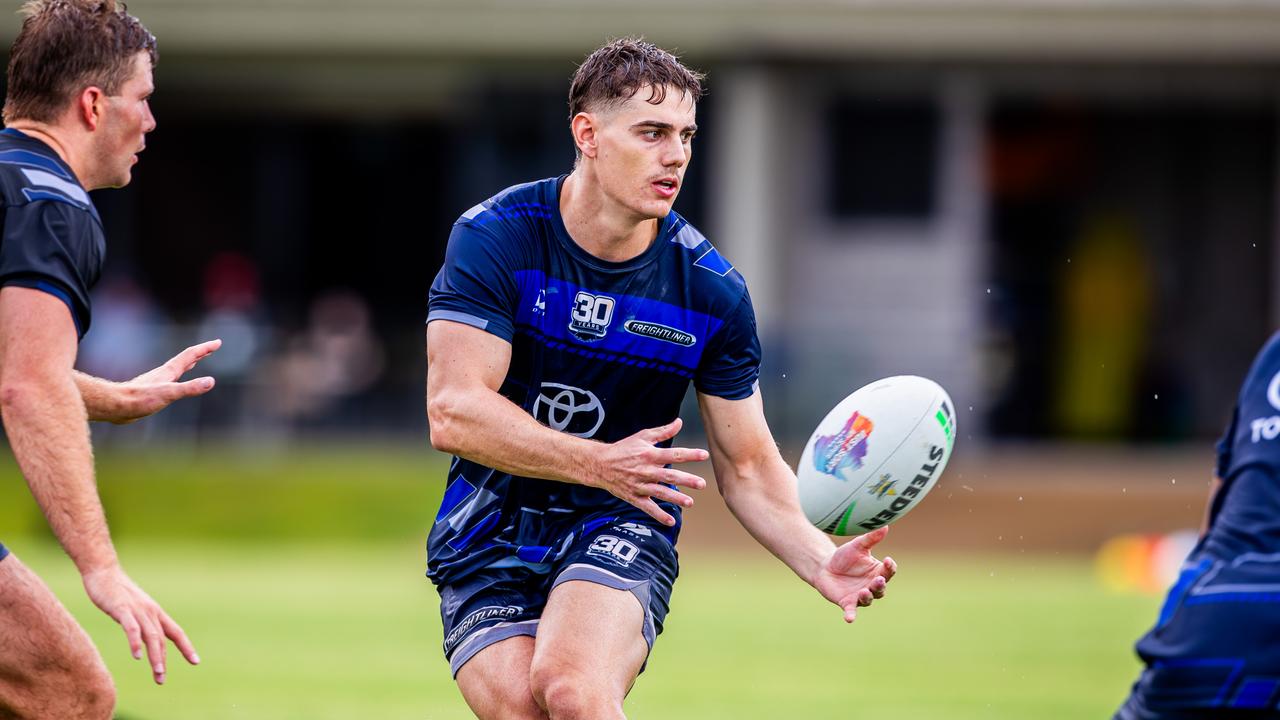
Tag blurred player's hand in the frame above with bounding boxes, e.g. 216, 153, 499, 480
107, 338, 221, 424
81, 564, 199, 685
813, 526, 897, 623
590, 417, 709, 526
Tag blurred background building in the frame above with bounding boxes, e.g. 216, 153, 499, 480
2, 0, 1277, 444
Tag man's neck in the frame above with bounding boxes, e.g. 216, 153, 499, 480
4, 121, 90, 187
560, 169, 660, 263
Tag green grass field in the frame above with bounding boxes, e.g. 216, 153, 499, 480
0, 445, 1160, 719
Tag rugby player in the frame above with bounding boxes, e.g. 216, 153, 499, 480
426, 38, 896, 719
1117, 331, 1280, 719
0, 2, 218, 716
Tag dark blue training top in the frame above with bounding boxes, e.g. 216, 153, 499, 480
425, 176, 761, 586
1203, 330, 1280, 559
0, 128, 104, 338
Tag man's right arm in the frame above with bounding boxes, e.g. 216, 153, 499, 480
0, 286, 196, 684
0, 286, 115, 573
425, 319, 706, 526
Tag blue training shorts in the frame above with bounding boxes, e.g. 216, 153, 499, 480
1117, 555, 1280, 718
0, 541, 7, 562
437, 518, 678, 677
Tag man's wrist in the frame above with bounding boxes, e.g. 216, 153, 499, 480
73, 548, 121, 577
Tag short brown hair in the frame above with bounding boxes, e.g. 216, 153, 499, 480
568, 38, 705, 121
4, 0, 157, 124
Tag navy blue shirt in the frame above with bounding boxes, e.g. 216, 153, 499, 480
425, 176, 761, 585
0, 128, 104, 338
1202, 331, 1280, 559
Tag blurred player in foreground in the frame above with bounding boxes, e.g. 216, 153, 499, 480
1118, 331, 1280, 719
425, 38, 896, 719
0, 2, 220, 717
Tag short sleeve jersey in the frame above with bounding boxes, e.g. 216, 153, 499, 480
0, 128, 104, 338
1204, 330, 1280, 559
425, 176, 761, 585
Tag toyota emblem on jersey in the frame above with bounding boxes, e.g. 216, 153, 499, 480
569, 291, 615, 341
533, 383, 606, 438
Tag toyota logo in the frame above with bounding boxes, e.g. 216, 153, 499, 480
533, 383, 606, 438
1269, 370, 1280, 412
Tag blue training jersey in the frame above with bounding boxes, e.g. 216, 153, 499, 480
425, 176, 761, 586
0, 128, 104, 338
1202, 330, 1280, 559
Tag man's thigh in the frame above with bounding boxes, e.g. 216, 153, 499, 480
532, 519, 680, 700
0, 551, 113, 717
456, 636, 547, 720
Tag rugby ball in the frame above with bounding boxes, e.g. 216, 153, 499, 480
797, 375, 956, 536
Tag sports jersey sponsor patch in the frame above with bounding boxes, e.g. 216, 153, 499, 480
532, 382, 605, 438
443, 604, 523, 652
623, 319, 696, 347
569, 291, 615, 341
1250, 370, 1280, 443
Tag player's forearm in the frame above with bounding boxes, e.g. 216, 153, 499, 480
428, 385, 600, 487
1, 372, 119, 574
73, 370, 130, 422
718, 455, 835, 585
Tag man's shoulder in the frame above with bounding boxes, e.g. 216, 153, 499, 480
455, 177, 558, 232
662, 214, 749, 303
0, 131, 94, 213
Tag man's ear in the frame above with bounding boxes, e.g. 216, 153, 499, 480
570, 112, 600, 159
75, 86, 106, 131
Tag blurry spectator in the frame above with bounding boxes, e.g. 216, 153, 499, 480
253, 290, 386, 429
78, 274, 168, 381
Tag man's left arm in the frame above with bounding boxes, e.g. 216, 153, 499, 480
698, 390, 896, 622
75, 339, 221, 424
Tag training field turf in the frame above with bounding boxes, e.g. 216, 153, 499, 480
11, 543, 1156, 719
0, 446, 1159, 719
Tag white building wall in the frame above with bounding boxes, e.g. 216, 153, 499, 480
766, 73, 988, 435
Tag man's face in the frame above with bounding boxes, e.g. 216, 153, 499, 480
588, 84, 697, 221
91, 52, 156, 189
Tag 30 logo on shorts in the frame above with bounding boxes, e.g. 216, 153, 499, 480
586, 535, 639, 567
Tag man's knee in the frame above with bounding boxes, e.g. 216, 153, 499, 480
79, 663, 117, 720
45, 658, 115, 720
529, 662, 621, 720
1, 661, 115, 720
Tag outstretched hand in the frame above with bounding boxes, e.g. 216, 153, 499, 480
107, 339, 221, 424
590, 417, 709, 527
813, 526, 897, 623
82, 565, 199, 685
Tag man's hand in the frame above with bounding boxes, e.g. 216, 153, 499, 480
82, 565, 199, 685
588, 418, 709, 527
813, 526, 897, 623
96, 339, 221, 424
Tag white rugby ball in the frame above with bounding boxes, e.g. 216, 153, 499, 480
797, 375, 956, 536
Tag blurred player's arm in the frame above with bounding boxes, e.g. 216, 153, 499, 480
699, 389, 894, 622
0, 286, 198, 684
426, 319, 706, 526
73, 338, 220, 424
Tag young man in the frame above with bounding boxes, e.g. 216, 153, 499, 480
0, 2, 221, 717
426, 39, 896, 719
1117, 331, 1280, 719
